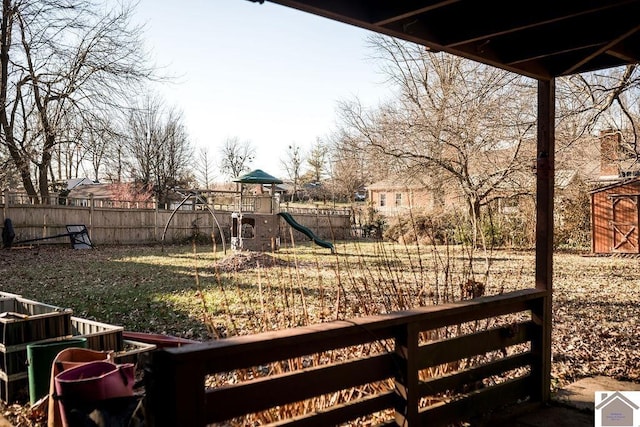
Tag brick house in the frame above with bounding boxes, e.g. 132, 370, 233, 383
366, 177, 455, 216
366, 130, 620, 220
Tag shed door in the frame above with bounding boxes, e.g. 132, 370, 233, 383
611, 195, 639, 253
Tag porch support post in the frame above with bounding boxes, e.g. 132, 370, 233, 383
144, 349, 206, 427
533, 78, 555, 403
394, 323, 419, 426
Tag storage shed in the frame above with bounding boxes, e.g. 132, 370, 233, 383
591, 178, 640, 254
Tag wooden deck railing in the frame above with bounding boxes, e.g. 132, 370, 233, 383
142, 288, 548, 426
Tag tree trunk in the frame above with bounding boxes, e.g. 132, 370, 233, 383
0, 0, 38, 200
39, 143, 53, 203
468, 197, 482, 247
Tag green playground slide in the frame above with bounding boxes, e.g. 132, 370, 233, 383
278, 212, 335, 253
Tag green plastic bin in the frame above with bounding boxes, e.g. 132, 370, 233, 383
27, 337, 88, 405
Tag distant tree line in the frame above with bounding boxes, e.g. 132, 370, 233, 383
1, 0, 640, 244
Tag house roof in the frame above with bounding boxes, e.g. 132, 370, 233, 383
67, 183, 114, 199
555, 169, 577, 189
66, 177, 96, 190
252, 0, 640, 81
367, 177, 426, 191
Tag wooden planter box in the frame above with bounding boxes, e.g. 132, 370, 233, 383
113, 339, 157, 365
0, 371, 28, 403
71, 318, 157, 365
71, 316, 124, 352
0, 295, 72, 403
0, 298, 155, 402
0, 297, 72, 348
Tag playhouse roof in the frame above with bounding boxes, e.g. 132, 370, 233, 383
233, 169, 283, 184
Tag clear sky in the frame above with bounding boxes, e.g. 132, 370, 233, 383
132, 0, 394, 181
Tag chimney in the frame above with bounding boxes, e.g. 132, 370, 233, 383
600, 129, 621, 178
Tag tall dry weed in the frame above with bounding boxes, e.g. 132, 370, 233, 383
189, 211, 530, 425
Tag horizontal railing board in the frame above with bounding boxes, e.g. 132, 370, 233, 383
418, 351, 534, 397
205, 353, 397, 421
417, 321, 536, 368
154, 289, 545, 373
265, 392, 397, 427
413, 298, 539, 332
416, 375, 533, 426
143, 289, 547, 426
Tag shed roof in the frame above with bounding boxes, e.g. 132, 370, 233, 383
589, 176, 640, 194
252, 0, 640, 81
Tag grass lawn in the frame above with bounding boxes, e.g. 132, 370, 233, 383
0, 240, 638, 393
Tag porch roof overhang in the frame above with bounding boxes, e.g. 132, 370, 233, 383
248, 0, 640, 81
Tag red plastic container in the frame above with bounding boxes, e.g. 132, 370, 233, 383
54, 361, 134, 427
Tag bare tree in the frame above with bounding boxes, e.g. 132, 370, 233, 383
306, 137, 328, 183
196, 146, 216, 189
556, 65, 640, 154
218, 137, 255, 179
323, 131, 369, 202
330, 150, 367, 203
102, 139, 127, 184
0, 0, 153, 202
49, 113, 117, 183
84, 121, 120, 183
125, 95, 194, 207
281, 143, 304, 201
336, 35, 537, 243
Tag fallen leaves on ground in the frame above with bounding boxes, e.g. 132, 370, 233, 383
0, 247, 638, 425
551, 254, 640, 388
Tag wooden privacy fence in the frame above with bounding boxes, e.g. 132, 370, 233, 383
143, 289, 548, 426
0, 195, 351, 245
